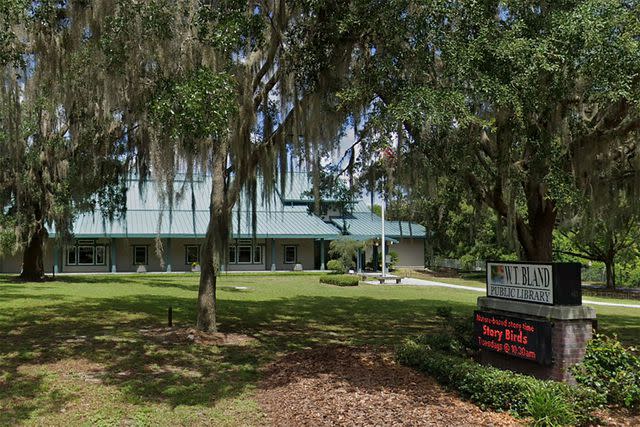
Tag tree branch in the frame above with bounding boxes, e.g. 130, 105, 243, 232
553, 250, 601, 262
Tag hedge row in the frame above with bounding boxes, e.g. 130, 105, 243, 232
397, 336, 604, 426
572, 334, 640, 409
319, 274, 359, 286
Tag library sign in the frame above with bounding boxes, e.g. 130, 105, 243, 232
474, 311, 552, 364
486, 261, 582, 306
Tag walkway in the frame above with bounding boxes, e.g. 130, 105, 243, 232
368, 277, 640, 309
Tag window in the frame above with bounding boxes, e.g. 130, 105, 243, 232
253, 245, 262, 264
227, 244, 263, 264
228, 246, 237, 264
66, 246, 77, 265
133, 246, 148, 265
185, 245, 199, 264
66, 242, 106, 266
284, 246, 297, 264
238, 246, 252, 263
78, 246, 95, 265
95, 246, 105, 265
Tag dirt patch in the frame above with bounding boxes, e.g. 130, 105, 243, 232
18, 358, 105, 375
595, 407, 640, 426
17, 358, 107, 385
139, 327, 257, 346
257, 346, 522, 426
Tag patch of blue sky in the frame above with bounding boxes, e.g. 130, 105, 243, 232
82, 27, 92, 41
498, 3, 510, 22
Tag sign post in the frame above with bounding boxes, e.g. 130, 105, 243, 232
476, 261, 596, 383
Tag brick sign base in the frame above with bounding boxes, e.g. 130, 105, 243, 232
476, 297, 596, 383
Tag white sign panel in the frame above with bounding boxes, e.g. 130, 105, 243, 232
486, 262, 554, 304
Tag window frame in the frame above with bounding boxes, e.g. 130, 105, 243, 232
132, 245, 148, 266
66, 246, 77, 265
184, 245, 200, 265
253, 245, 263, 264
228, 246, 237, 264
227, 243, 264, 265
237, 245, 252, 264
95, 246, 106, 265
284, 245, 297, 264
65, 241, 106, 266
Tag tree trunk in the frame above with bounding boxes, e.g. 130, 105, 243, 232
197, 218, 217, 331
20, 226, 47, 281
516, 205, 556, 262
604, 259, 616, 290
196, 142, 230, 332
517, 177, 557, 262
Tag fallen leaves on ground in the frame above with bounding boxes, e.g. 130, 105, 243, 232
595, 407, 640, 427
257, 345, 522, 426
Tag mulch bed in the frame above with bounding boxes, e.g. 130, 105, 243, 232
256, 346, 522, 426
139, 327, 257, 346
595, 408, 640, 426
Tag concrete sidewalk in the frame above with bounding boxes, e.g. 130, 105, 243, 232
366, 276, 640, 310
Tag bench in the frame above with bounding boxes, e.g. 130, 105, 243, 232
376, 275, 402, 284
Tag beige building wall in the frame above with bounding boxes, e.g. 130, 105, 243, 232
269, 238, 315, 271
165, 238, 201, 272
361, 238, 425, 270
0, 242, 56, 274
393, 238, 425, 268
111, 238, 162, 272
1, 236, 425, 273
0, 252, 22, 274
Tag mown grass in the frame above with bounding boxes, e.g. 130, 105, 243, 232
0, 273, 638, 426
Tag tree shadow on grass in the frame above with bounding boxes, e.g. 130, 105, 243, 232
0, 292, 71, 302
0, 370, 78, 426
52, 275, 162, 285
0, 292, 505, 424
595, 313, 640, 347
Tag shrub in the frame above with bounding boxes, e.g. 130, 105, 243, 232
524, 382, 576, 427
397, 336, 604, 425
329, 238, 364, 270
326, 259, 346, 274
319, 274, 359, 287
572, 334, 640, 409
388, 251, 399, 271
619, 263, 640, 288
434, 306, 476, 353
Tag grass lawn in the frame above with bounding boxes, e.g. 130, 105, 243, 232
1, 273, 639, 426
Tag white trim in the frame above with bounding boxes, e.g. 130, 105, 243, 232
185, 245, 200, 265
95, 246, 106, 266
133, 245, 148, 265
253, 245, 263, 264
228, 246, 237, 264
66, 246, 77, 265
284, 245, 297, 264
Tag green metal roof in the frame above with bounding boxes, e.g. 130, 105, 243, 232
330, 211, 426, 239
47, 173, 426, 240
48, 176, 341, 239
49, 208, 339, 239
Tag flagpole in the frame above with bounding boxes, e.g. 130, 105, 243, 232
381, 185, 386, 278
